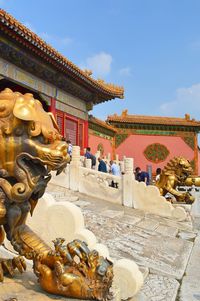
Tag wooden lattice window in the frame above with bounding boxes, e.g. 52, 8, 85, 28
56, 114, 63, 135
65, 118, 77, 145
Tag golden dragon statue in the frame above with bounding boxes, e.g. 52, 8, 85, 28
0, 88, 113, 300
156, 156, 200, 203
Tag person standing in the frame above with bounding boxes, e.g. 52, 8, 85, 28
98, 158, 107, 173
135, 167, 150, 185
155, 167, 162, 182
66, 140, 73, 159
84, 147, 96, 169
110, 160, 121, 188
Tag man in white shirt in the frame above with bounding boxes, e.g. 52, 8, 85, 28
110, 160, 121, 188
110, 160, 121, 176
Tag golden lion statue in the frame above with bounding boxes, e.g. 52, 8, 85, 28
0, 88, 113, 300
156, 156, 200, 203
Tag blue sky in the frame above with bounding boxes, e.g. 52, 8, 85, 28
1, 0, 200, 121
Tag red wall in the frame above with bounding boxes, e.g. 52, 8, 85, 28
116, 134, 195, 173
89, 133, 113, 158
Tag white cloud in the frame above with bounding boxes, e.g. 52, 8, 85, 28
160, 83, 200, 118
119, 67, 131, 76
81, 52, 113, 77
40, 32, 72, 47
23, 22, 72, 48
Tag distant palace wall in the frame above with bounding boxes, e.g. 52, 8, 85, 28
88, 130, 114, 159
116, 134, 197, 173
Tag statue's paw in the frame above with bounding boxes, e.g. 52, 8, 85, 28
52, 238, 90, 264
182, 192, 195, 204
0, 256, 26, 281
185, 195, 195, 204
12, 256, 26, 273
67, 239, 90, 261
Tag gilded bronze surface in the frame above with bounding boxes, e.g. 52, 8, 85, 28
155, 156, 200, 203
0, 88, 113, 300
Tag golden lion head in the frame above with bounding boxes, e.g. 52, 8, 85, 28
0, 88, 69, 202
163, 156, 193, 178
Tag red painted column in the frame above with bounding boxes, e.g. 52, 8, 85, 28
50, 97, 56, 116
84, 120, 89, 148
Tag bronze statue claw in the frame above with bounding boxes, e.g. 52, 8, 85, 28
0, 256, 26, 281
67, 239, 90, 261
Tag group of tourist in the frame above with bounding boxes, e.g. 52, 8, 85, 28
67, 142, 162, 186
84, 147, 121, 175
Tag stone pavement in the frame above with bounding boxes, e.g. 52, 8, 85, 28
0, 185, 200, 301
48, 185, 200, 301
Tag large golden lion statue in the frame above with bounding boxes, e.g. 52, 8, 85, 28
0, 88, 113, 300
156, 156, 200, 203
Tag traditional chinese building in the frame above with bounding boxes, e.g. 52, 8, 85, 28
106, 110, 200, 174
0, 9, 124, 151
88, 115, 117, 159
88, 110, 200, 174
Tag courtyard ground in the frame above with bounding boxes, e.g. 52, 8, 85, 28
0, 184, 200, 301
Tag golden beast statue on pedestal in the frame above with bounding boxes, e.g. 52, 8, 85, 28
0, 88, 113, 300
156, 156, 200, 204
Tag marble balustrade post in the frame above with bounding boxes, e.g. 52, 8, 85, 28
85, 158, 92, 169
122, 158, 134, 207
70, 146, 80, 191
95, 151, 101, 170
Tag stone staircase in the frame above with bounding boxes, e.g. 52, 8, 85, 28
47, 182, 200, 301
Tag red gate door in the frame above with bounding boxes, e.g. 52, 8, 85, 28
65, 118, 77, 145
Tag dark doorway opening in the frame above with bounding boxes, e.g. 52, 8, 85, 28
0, 79, 49, 112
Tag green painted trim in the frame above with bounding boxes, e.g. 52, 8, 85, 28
90, 130, 112, 140
89, 122, 115, 137
110, 122, 200, 132
182, 136, 195, 150
115, 134, 128, 147
135, 130, 177, 135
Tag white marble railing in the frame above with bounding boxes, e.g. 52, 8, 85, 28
79, 167, 122, 205
50, 146, 187, 221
